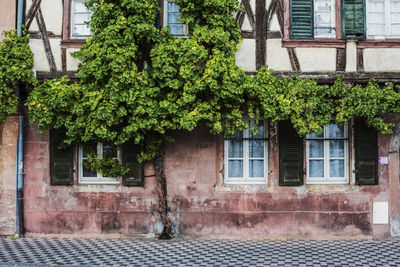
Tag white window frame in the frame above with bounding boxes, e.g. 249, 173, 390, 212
78, 143, 120, 184
366, 0, 400, 39
163, 0, 188, 37
313, 0, 336, 38
224, 120, 268, 185
71, 0, 92, 39
306, 124, 349, 184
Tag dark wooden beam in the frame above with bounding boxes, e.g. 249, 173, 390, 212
266, 0, 278, 31
61, 48, 67, 72
241, 31, 255, 38
287, 48, 301, 72
256, 0, 267, 70
26, 0, 42, 30
242, 0, 255, 31
36, 7, 57, 72
336, 48, 346, 72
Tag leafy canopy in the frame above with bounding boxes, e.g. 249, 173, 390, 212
26, 0, 400, 176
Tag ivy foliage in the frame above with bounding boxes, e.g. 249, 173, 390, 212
0, 29, 37, 123
27, 0, 400, 176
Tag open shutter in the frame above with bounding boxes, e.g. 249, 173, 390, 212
50, 129, 74, 186
290, 0, 314, 39
122, 140, 144, 186
279, 121, 304, 186
342, 0, 366, 39
354, 118, 378, 185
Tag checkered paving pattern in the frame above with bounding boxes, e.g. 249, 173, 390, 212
1, 237, 400, 266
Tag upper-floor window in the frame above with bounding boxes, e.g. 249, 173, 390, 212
366, 0, 400, 38
224, 119, 268, 184
290, 0, 337, 39
163, 0, 188, 36
71, 0, 92, 39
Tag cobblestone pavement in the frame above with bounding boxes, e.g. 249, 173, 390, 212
0, 237, 400, 266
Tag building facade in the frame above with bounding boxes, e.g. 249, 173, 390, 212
1, 0, 400, 237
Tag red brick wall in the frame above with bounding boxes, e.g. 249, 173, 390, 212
23, 122, 397, 237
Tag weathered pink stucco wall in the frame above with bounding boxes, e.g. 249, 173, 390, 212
0, 116, 19, 235
0, 0, 16, 40
22, 122, 400, 237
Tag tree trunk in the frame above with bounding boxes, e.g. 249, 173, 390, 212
154, 147, 172, 239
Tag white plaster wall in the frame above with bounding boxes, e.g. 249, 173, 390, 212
29, 38, 62, 71
364, 48, 400, 72
345, 41, 357, 72
242, 15, 253, 31
236, 39, 256, 72
295, 48, 336, 72
269, 14, 281, 32
26, 0, 63, 35
266, 39, 292, 71
67, 48, 81, 71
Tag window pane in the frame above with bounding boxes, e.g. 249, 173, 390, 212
330, 160, 344, 177
250, 121, 264, 138
82, 161, 97, 177
315, 28, 333, 35
315, 0, 332, 11
368, 24, 386, 35
249, 140, 264, 158
391, 13, 400, 23
250, 160, 264, 177
309, 140, 324, 158
103, 145, 117, 158
329, 140, 344, 157
392, 1, 400, 12
369, 0, 385, 12
309, 160, 324, 177
369, 12, 385, 24
390, 24, 400, 35
82, 141, 97, 157
168, 12, 181, 24
228, 140, 243, 158
73, 24, 91, 36
315, 13, 332, 25
168, 2, 180, 12
74, 1, 89, 13
329, 124, 344, 138
228, 160, 243, 178
74, 14, 91, 24
169, 24, 184, 35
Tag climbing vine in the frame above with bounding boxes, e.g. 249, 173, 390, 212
0, 29, 37, 124
26, 0, 400, 238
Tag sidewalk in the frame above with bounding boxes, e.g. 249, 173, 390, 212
1, 237, 400, 266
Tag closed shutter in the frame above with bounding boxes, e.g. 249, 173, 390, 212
342, 0, 366, 39
354, 118, 378, 185
50, 129, 74, 186
279, 121, 304, 186
290, 0, 314, 39
122, 140, 144, 186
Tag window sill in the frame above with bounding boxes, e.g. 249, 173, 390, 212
357, 40, 400, 48
282, 39, 346, 48
61, 39, 86, 48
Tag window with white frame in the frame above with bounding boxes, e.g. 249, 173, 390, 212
366, 0, 400, 38
306, 124, 348, 184
314, 0, 336, 38
79, 142, 120, 184
224, 120, 268, 184
164, 0, 188, 36
71, 0, 92, 39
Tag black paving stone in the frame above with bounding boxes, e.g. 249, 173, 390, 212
0, 237, 399, 266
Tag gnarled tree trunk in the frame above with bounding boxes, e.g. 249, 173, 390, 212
154, 147, 172, 239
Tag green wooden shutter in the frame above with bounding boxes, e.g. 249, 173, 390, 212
122, 140, 144, 186
50, 129, 74, 186
290, 0, 314, 39
354, 118, 378, 185
279, 121, 304, 186
342, 0, 366, 39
